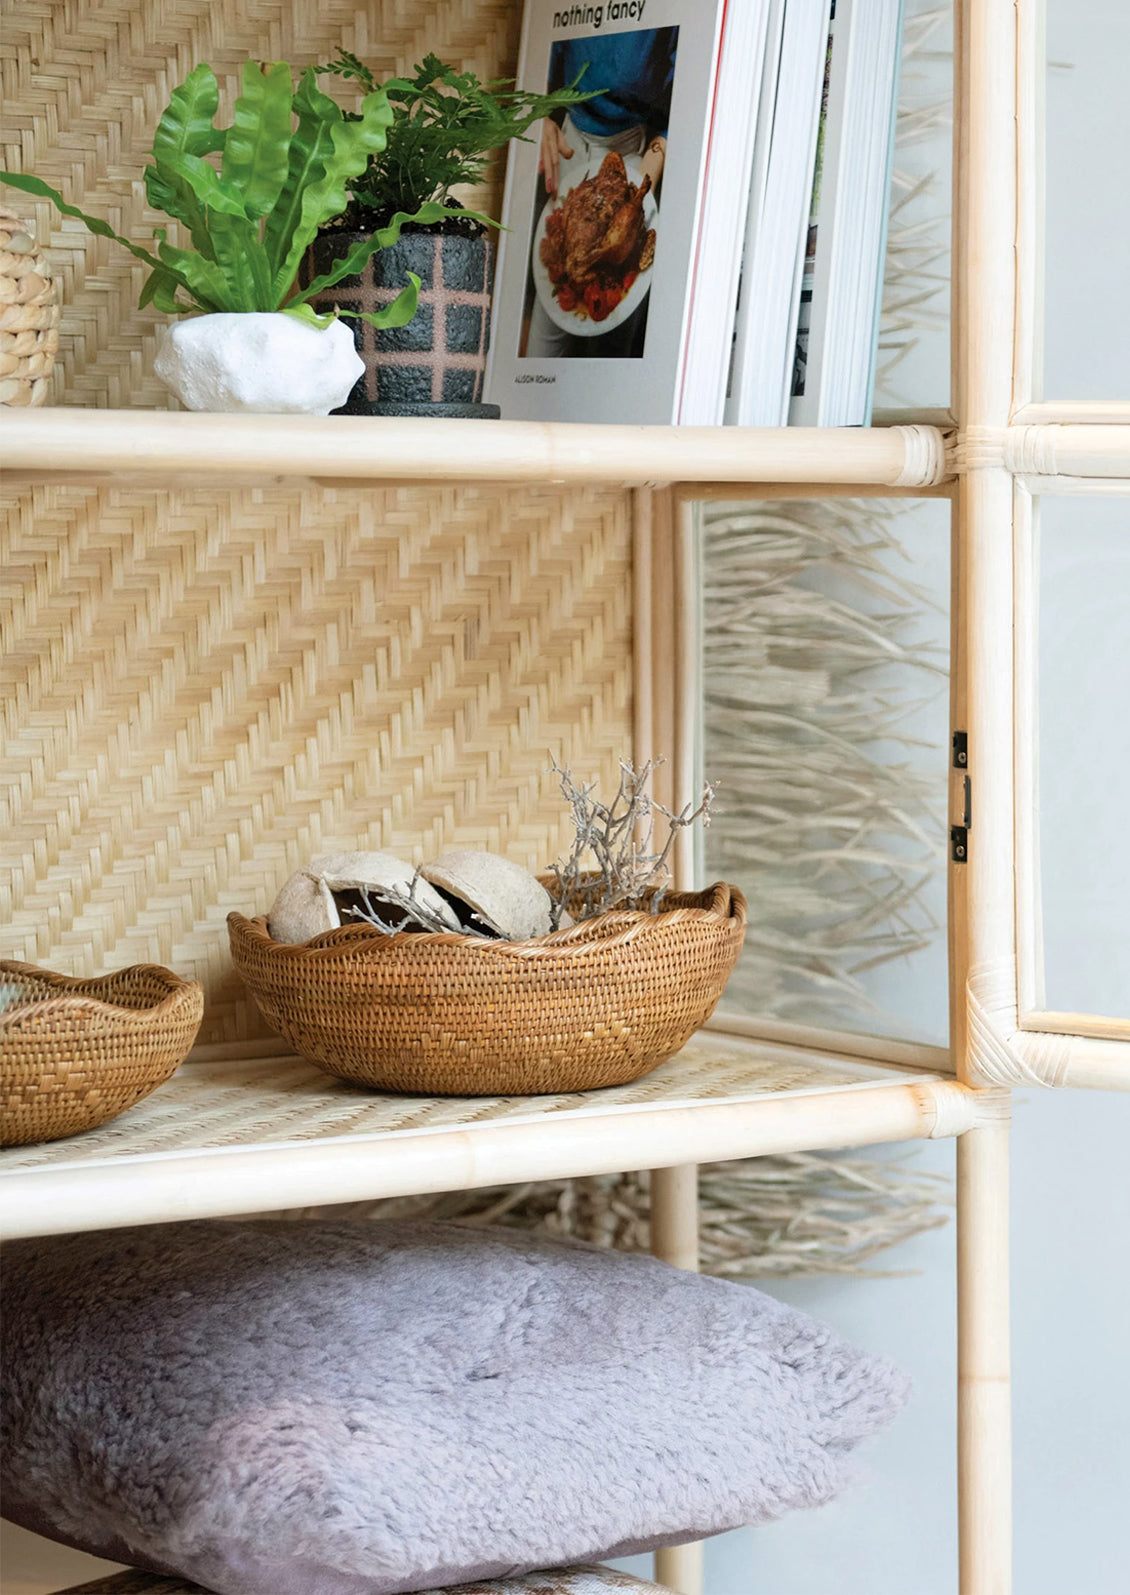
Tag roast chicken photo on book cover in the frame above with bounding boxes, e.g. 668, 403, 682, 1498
486, 0, 735, 423
521, 26, 673, 360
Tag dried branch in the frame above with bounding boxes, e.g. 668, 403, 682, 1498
342, 873, 472, 937
547, 757, 715, 929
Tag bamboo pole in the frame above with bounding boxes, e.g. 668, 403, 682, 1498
1012, 0, 1045, 411
652, 1162, 704, 1595
678, 479, 954, 501
0, 1080, 978, 1238
707, 1010, 951, 1074
636, 486, 706, 1595
1013, 1033, 1129, 1091
1017, 1011, 1130, 1045
1014, 475, 1130, 497
650, 1163, 701, 1273
1006, 426, 1130, 477
654, 1539, 704, 1595
1012, 484, 1045, 1019
873, 406, 958, 428
949, 488, 968, 1079
0, 409, 951, 487
672, 495, 701, 887
1011, 401, 1130, 424
953, 0, 1018, 1584
957, 1119, 1013, 1595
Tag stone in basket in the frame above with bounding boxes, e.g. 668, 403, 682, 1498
0, 962, 204, 1146
227, 881, 747, 1096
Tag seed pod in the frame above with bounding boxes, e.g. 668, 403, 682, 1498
422, 851, 554, 941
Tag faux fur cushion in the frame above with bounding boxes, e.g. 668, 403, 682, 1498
1, 1221, 908, 1595
56, 1565, 670, 1594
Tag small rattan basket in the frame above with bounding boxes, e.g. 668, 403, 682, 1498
0, 963, 204, 1146
0, 206, 60, 408
228, 882, 747, 1096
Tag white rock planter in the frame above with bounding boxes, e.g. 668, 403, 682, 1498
154, 312, 364, 414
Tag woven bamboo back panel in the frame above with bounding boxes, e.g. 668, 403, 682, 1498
2, 481, 632, 1044
1, 2, 635, 1047
1, 0, 521, 409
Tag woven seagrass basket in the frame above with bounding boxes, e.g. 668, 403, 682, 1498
228, 882, 747, 1096
0, 963, 204, 1146
0, 206, 60, 407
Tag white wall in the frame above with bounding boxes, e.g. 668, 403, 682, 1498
617, 1089, 1130, 1595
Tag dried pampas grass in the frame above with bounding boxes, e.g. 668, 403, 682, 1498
877, 1, 952, 399
281, 1152, 951, 1278
701, 496, 948, 1027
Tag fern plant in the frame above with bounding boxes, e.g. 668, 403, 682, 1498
1, 62, 481, 328
319, 51, 596, 222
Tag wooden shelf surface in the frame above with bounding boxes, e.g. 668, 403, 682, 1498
0, 408, 949, 488
0, 1030, 974, 1240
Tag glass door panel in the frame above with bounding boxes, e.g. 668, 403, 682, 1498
699, 496, 951, 1048
1034, 496, 1130, 1022
875, 0, 953, 411
1042, 0, 1130, 399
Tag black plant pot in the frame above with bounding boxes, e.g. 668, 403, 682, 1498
303, 227, 500, 418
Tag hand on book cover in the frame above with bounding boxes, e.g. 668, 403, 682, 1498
540, 119, 575, 197
640, 135, 668, 193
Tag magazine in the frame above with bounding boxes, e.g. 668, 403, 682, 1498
485, 0, 768, 424
725, 0, 831, 426
788, 0, 903, 426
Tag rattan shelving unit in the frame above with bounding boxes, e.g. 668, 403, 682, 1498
2, 3, 1129, 1593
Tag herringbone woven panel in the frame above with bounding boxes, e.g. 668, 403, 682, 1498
1, 482, 632, 1044
3, 4, 636, 1048
1, 0, 521, 408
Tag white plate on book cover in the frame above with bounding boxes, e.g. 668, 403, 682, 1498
531, 166, 659, 338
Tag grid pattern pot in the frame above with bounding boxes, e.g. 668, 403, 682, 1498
304, 228, 496, 415
228, 883, 747, 1096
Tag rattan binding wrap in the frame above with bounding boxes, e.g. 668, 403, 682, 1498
229, 883, 747, 1095
0, 207, 59, 407
0, 962, 203, 1145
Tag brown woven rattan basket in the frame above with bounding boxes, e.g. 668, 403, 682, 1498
0, 206, 60, 407
0, 963, 204, 1146
228, 882, 747, 1095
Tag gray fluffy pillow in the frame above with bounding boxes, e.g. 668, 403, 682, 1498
1, 1220, 908, 1595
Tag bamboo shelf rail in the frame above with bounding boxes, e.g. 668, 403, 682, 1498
0, 1032, 983, 1242
0, 409, 950, 487
6, 410, 1126, 490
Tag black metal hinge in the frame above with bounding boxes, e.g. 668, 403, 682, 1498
951, 730, 970, 862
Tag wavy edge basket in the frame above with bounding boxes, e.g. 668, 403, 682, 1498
228, 882, 747, 1096
0, 962, 204, 1146
0, 205, 60, 408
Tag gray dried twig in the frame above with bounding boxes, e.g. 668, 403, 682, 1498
342, 873, 465, 936
547, 757, 715, 929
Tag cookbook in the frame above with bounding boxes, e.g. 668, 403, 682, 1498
788, 0, 903, 425
725, 0, 831, 426
485, 0, 768, 424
